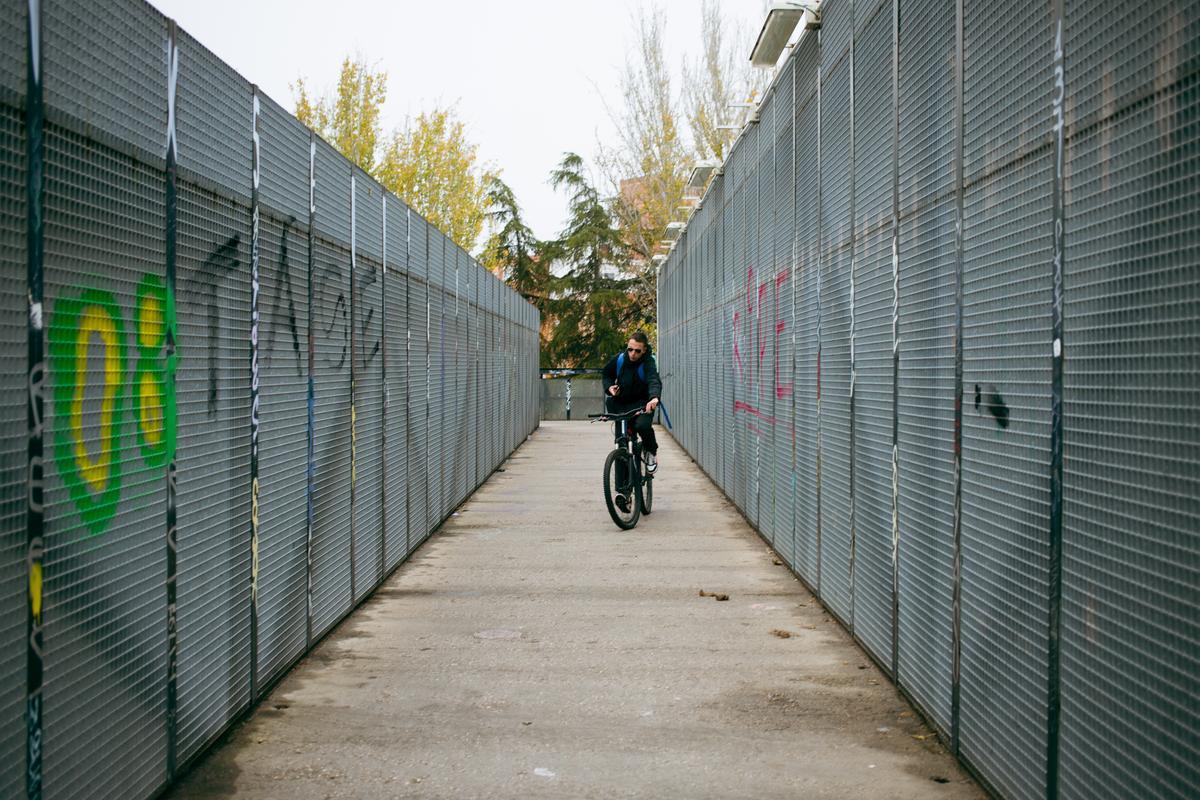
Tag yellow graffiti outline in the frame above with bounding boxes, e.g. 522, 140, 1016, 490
71, 305, 121, 494
137, 288, 166, 447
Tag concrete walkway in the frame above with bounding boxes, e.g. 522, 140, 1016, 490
169, 421, 983, 800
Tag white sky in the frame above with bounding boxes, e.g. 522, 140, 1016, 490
147, 0, 770, 245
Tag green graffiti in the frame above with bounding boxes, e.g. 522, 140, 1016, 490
50, 276, 178, 535
49, 289, 129, 535
134, 275, 173, 467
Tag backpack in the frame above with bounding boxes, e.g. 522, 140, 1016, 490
616, 350, 653, 382
615, 351, 671, 429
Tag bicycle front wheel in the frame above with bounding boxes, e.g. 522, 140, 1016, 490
603, 449, 640, 529
641, 472, 653, 515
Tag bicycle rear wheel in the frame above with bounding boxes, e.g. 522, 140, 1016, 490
603, 449, 640, 529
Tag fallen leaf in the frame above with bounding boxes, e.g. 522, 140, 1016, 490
714, 593, 730, 601
770, 629, 792, 639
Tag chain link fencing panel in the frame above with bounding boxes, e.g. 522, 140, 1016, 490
658, 1, 1199, 798
0, 1, 540, 796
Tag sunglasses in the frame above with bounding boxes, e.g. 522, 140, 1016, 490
627, 347, 644, 354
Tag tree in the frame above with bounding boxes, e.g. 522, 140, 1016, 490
543, 153, 643, 368
377, 107, 493, 253
597, 7, 690, 319
295, 59, 492, 252
683, 0, 769, 163
293, 55, 387, 173
480, 175, 547, 307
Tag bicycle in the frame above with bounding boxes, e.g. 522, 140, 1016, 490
589, 407, 655, 529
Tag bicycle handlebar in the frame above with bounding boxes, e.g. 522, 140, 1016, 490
587, 408, 645, 422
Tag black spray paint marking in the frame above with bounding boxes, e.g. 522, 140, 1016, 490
315, 254, 348, 372
973, 384, 1010, 429
263, 216, 302, 376
358, 262, 381, 367
184, 234, 241, 414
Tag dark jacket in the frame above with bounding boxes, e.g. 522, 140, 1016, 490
602, 350, 662, 409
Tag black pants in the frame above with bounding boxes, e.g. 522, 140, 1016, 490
607, 400, 658, 455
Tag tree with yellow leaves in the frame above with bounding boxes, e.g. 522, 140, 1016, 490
293, 58, 492, 252
378, 108, 493, 254
293, 55, 387, 174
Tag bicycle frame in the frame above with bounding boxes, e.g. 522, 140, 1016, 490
591, 409, 645, 489
611, 416, 641, 490
590, 408, 653, 529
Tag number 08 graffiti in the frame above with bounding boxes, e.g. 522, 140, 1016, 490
49, 275, 177, 534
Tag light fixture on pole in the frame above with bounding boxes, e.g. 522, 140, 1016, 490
687, 160, 720, 192
664, 221, 686, 241
750, 2, 821, 68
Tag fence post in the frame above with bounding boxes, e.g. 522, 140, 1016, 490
164, 18, 180, 779
24, 1, 46, 796
1046, 2, 1067, 796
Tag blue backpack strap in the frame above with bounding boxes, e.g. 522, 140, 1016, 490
617, 351, 647, 382
617, 351, 646, 380
620, 351, 669, 427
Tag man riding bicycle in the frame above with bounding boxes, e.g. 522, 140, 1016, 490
602, 331, 662, 474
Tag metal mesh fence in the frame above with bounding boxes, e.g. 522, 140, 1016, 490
1059, 3, 1200, 798
0, 2, 539, 797
658, 2, 1199, 799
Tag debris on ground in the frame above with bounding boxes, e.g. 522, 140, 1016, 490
698, 589, 730, 601
769, 629, 792, 639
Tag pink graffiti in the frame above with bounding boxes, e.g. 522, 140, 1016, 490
732, 264, 795, 440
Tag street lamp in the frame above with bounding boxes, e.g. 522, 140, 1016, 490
687, 160, 720, 191
750, 2, 821, 68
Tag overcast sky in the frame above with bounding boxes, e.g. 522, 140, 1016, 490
147, 0, 770, 243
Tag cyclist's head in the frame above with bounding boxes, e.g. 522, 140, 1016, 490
626, 331, 650, 362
